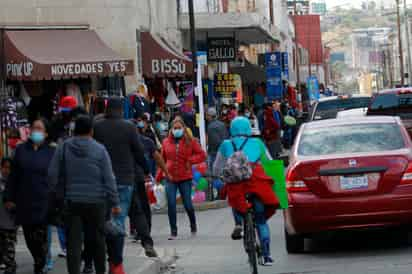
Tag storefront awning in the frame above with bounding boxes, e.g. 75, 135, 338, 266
141, 32, 193, 78
3, 29, 135, 80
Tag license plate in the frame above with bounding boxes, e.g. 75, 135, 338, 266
340, 175, 368, 190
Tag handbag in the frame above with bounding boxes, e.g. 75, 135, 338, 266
47, 143, 67, 226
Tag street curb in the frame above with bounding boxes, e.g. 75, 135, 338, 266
153, 200, 228, 215
132, 248, 178, 274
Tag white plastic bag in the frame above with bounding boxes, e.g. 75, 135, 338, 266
153, 184, 167, 209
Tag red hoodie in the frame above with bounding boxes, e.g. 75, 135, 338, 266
157, 135, 206, 183
262, 108, 280, 142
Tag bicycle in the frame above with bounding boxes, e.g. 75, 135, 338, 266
243, 193, 263, 274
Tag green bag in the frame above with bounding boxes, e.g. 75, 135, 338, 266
259, 141, 289, 209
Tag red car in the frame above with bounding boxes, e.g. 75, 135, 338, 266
284, 116, 412, 253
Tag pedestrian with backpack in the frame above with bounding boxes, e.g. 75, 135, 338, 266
213, 117, 279, 266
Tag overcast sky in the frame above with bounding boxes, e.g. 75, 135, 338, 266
326, 0, 412, 9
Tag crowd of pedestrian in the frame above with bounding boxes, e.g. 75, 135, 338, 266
0, 89, 299, 274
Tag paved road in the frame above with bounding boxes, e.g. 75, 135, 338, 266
154, 207, 412, 274
13, 207, 412, 274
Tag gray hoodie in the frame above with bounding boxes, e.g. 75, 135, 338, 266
48, 137, 119, 207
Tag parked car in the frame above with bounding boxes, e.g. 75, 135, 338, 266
284, 116, 412, 253
367, 88, 412, 136
309, 95, 371, 121
336, 107, 367, 119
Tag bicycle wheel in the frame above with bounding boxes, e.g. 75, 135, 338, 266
244, 210, 258, 274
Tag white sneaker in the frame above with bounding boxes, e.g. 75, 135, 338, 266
58, 250, 67, 258
262, 256, 274, 266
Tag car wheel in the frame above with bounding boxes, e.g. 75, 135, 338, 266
285, 229, 305, 254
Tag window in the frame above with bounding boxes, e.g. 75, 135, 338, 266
298, 123, 405, 156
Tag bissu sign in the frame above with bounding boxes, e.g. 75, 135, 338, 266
151, 59, 186, 74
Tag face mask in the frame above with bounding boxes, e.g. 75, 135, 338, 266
137, 121, 145, 129
172, 129, 184, 139
222, 110, 228, 115
30, 131, 45, 144
245, 112, 251, 118
156, 122, 166, 131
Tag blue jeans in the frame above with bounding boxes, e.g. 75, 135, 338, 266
165, 180, 197, 235
106, 184, 134, 265
235, 199, 271, 258
57, 227, 66, 251
232, 209, 243, 226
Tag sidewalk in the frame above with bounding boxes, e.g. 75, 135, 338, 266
14, 232, 177, 274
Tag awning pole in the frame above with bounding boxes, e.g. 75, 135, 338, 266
197, 62, 206, 151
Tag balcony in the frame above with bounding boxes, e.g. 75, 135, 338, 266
178, 0, 280, 45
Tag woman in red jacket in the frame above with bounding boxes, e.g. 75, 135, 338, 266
159, 118, 206, 240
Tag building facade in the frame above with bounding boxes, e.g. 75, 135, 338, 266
0, 0, 184, 92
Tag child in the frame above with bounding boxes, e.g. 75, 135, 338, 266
0, 158, 17, 274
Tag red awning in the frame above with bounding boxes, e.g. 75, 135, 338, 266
4, 29, 134, 80
141, 32, 192, 78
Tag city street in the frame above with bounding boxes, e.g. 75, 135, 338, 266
157, 208, 412, 274
12, 205, 412, 274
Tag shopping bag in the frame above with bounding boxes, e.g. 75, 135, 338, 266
153, 184, 167, 209
260, 142, 289, 209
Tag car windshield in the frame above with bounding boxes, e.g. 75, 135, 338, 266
313, 97, 371, 120
369, 93, 412, 118
298, 123, 405, 156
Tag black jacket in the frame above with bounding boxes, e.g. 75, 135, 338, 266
94, 115, 148, 184
5, 142, 55, 225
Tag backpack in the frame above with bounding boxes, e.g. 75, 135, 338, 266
222, 138, 253, 184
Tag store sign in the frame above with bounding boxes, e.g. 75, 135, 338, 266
265, 52, 283, 100
6, 62, 34, 77
207, 38, 236, 62
214, 73, 238, 98
281, 52, 289, 80
151, 59, 186, 74
51, 61, 130, 77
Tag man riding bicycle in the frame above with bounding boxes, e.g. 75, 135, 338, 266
213, 117, 279, 266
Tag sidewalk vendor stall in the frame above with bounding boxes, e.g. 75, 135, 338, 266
0, 28, 134, 156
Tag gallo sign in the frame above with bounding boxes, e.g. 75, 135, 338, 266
207, 38, 236, 62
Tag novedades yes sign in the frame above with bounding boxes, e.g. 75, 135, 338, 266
207, 37, 236, 62
51, 61, 129, 76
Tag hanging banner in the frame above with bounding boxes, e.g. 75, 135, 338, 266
214, 73, 239, 98
265, 52, 282, 68
265, 52, 283, 100
281, 52, 289, 81
180, 84, 194, 113
307, 76, 320, 102
207, 38, 236, 62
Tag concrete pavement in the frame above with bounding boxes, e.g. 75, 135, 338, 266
154, 207, 412, 274
14, 231, 177, 274
15, 204, 412, 274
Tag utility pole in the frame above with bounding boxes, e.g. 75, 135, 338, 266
396, 0, 405, 86
404, 0, 412, 86
188, 0, 197, 85
293, 1, 301, 88
188, 0, 200, 135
